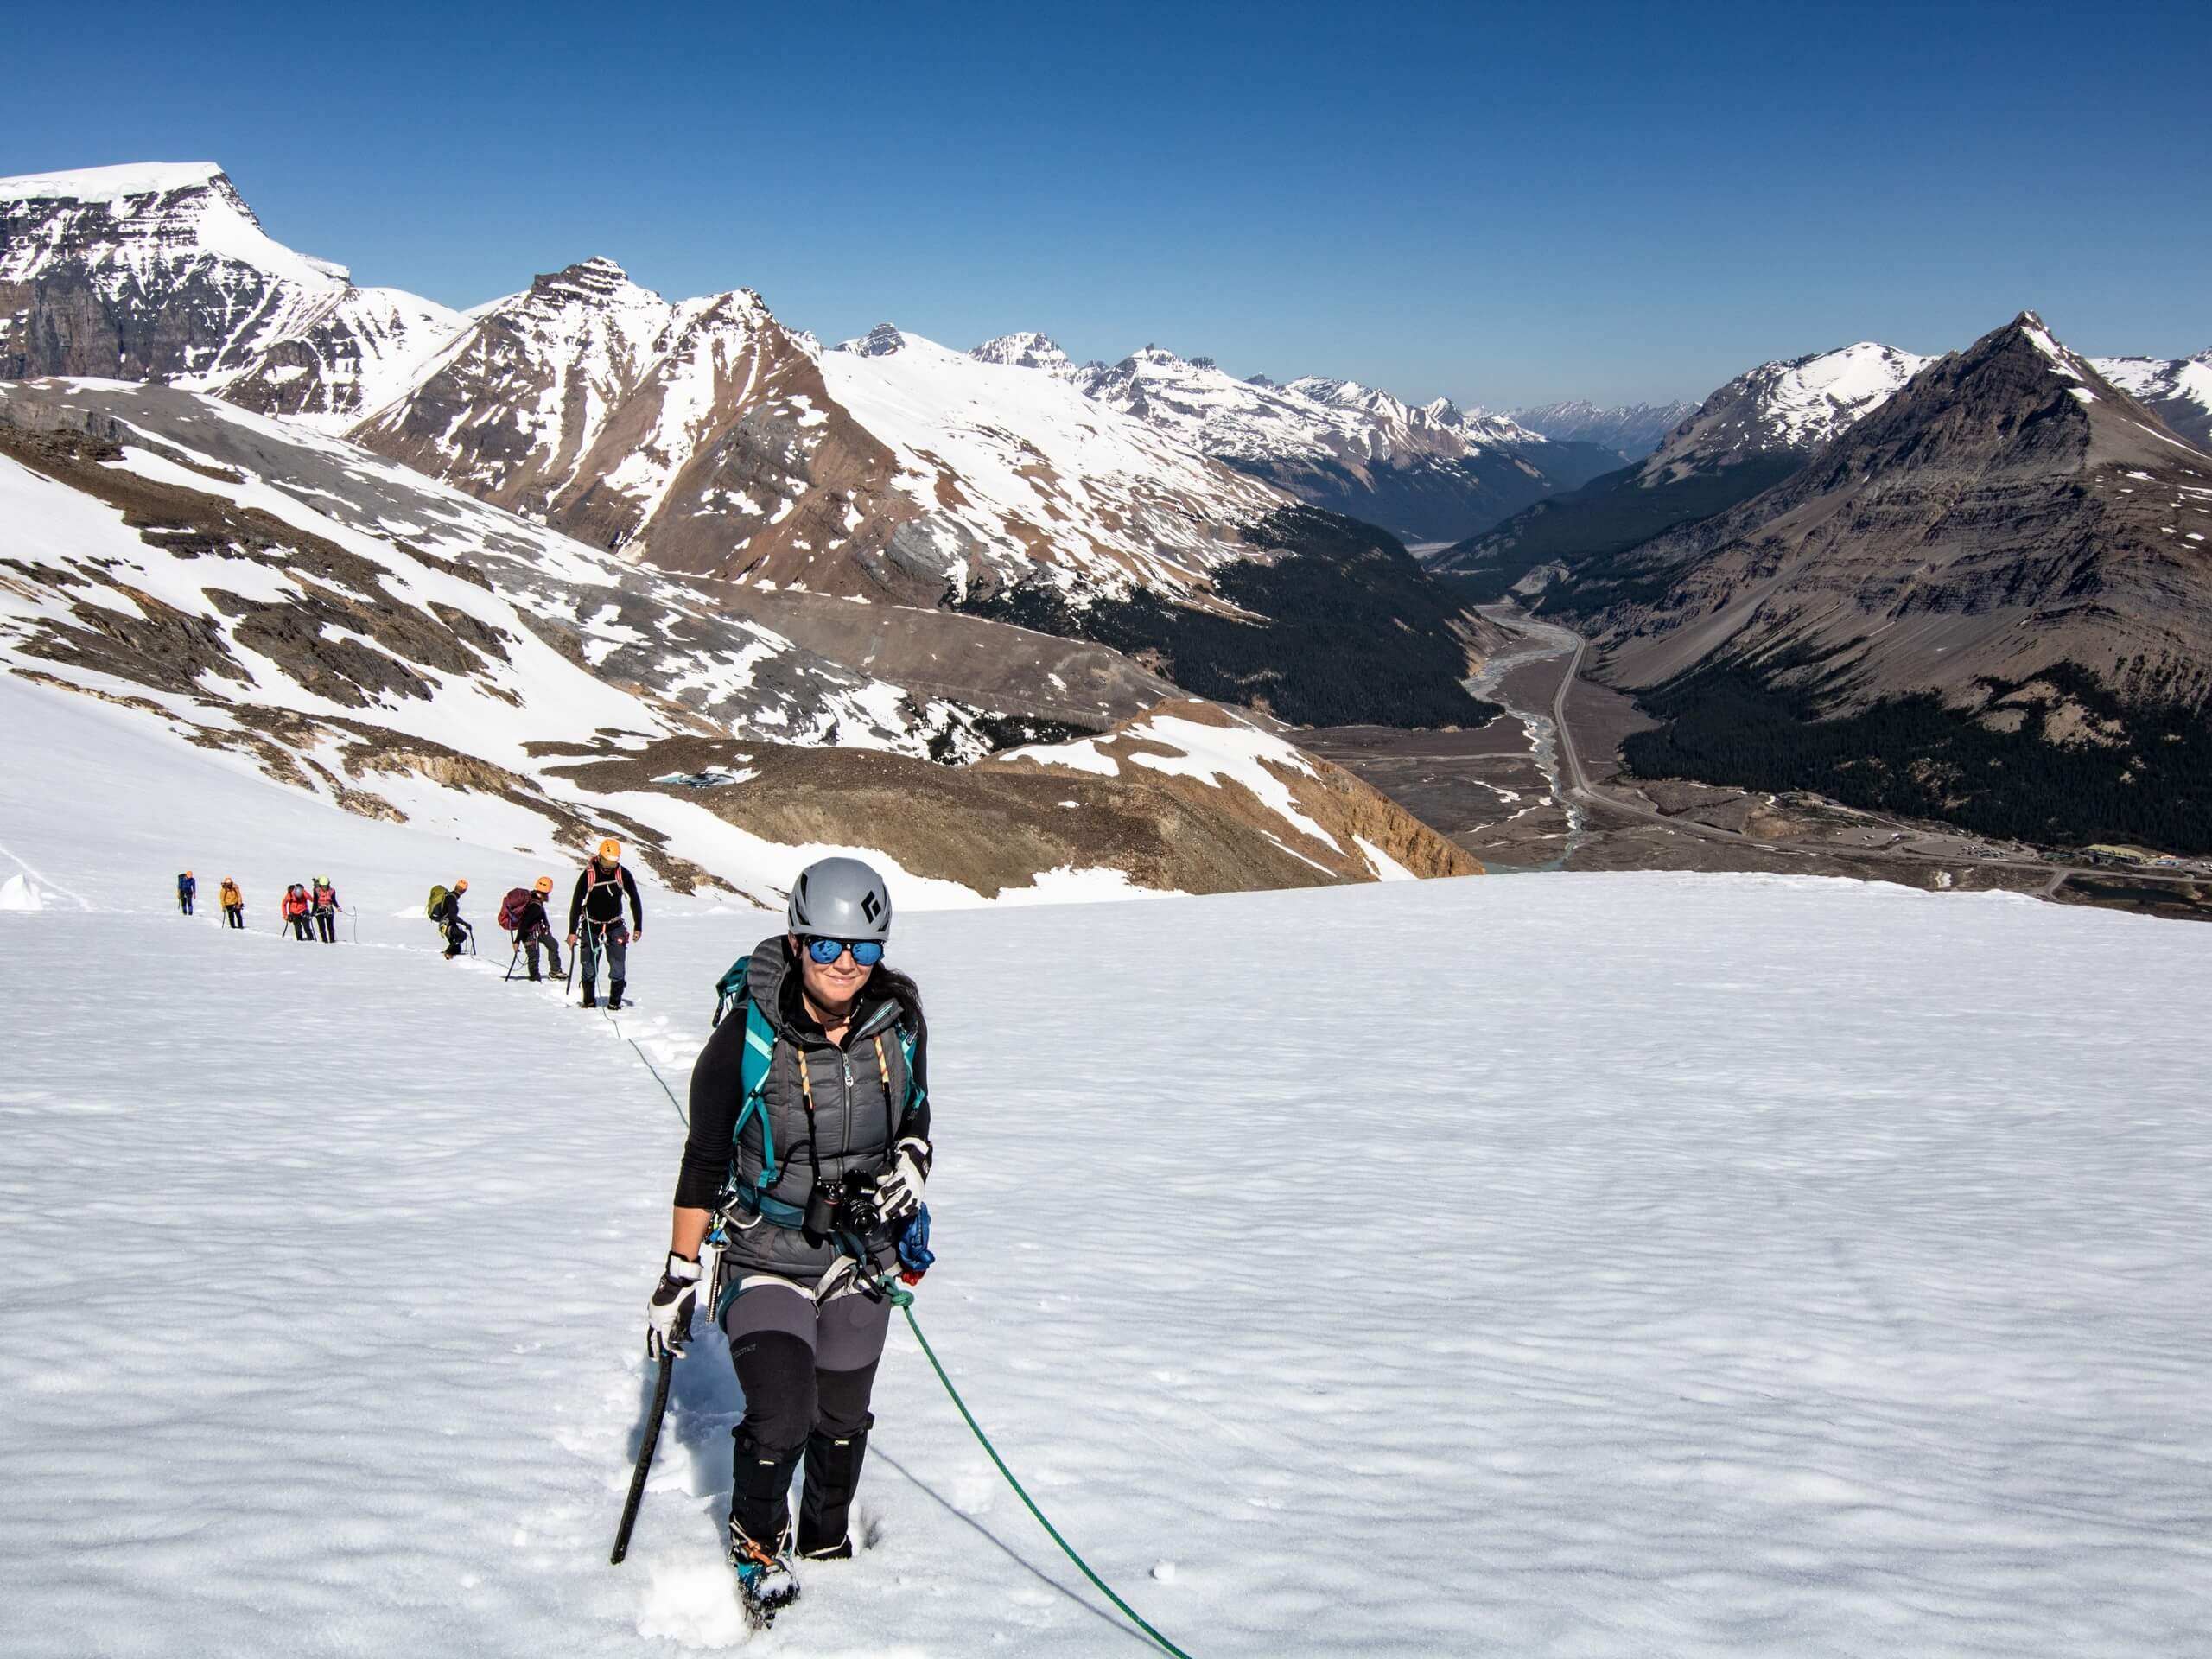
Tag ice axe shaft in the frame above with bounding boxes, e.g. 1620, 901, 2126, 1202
610, 1348, 674, 1565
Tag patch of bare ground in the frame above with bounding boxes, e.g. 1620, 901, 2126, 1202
547, 707, 1477, 899
2051, 874, 2212, 923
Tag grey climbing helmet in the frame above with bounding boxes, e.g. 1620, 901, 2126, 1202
787, 855, 893, 942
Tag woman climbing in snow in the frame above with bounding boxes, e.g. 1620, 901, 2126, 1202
644, 856, 933, 1621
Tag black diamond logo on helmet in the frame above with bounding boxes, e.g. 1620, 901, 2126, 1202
861, 892, 881, 922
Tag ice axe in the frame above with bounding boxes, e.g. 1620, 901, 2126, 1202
609, 1347, 673, 1565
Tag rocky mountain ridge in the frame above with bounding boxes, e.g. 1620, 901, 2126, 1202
1560, 314, 2212, 852
0, 378, 1471, 896
0, 162, 467, 425
967, 333, 1618, 542
1437, 341, 1933, 594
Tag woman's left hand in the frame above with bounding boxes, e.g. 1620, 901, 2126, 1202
873, 1137, 930, 1224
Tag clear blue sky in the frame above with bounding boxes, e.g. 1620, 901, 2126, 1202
5, 0, 2206, 408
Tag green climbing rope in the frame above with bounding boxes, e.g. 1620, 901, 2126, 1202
603, 1006, 688, 1128
891, 1287, 1198, 1658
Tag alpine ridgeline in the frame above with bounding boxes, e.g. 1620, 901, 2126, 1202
0, 162, 467, 426
969, 334, 1622, 543
3, 162, 1501, 737
1441, 343, 1932, 599
0, 163, 1484, 897
1554, 314, 2212, 855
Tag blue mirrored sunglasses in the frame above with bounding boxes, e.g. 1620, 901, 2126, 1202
804, 936, 884, 967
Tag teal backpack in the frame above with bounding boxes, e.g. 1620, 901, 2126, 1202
711, 954, 924, 1227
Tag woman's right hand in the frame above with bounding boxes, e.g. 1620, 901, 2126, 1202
646, 1252, 702, 1359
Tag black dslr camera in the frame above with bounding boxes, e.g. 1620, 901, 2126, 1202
802, 1166, 882, 1247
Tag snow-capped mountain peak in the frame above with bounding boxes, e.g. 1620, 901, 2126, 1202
2088, 344, 2212, 450
1, 160, 349, 292
1639, 340, 1934, 483
0, 160, 468, 427
836, 322, 910, 358
969, 331, 1075, 375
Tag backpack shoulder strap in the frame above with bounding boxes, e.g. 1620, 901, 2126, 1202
728, 979, 780, 1191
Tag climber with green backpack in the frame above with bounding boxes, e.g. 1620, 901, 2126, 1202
641, 856, 934, 1624
427, 878, 472, 958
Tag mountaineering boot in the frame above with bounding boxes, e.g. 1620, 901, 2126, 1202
608, 979, 626, 1012
728, 1429, 804, 1624
727, 1518, 800, 1624
797, 1418, 872, 1560
582, 986, 597, 1008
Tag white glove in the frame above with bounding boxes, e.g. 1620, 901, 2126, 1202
872, 1136, 931, 1225
645, 1251, 702, 1359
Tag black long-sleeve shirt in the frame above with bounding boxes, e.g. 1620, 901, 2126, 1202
569, 861, 643, 932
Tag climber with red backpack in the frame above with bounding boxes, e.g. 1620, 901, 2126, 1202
500, 876, 564, 982
568, 839, 643, 1010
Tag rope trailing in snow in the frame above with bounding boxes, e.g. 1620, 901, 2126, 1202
889, 1285, 1198, 1659
603, 1006, 688, 1128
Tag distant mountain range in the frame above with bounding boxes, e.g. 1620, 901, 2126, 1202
7, 159, 2209, 857
964, 334, 1620, 543
1508, 400, 1697, 459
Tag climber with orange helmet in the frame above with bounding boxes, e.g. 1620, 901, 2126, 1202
218, 877, 244, 929
176, 870, 197, 917
568, 837, 644, 1010
435, 877, 473, 959
514, 874, 564, 982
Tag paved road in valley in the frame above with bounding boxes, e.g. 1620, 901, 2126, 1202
1500, 611, 2202, 893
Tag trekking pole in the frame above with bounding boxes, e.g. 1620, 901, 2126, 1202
504, 941, 521, 982
609, 1348, 674, 1566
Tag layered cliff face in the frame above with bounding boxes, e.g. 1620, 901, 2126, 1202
0, 162, 467, 425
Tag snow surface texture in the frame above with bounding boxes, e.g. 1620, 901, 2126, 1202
999, 708, 1396, 877
3, 745, 2209, 1658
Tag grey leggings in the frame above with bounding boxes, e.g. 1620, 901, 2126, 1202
720, 1274, 890, 1545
